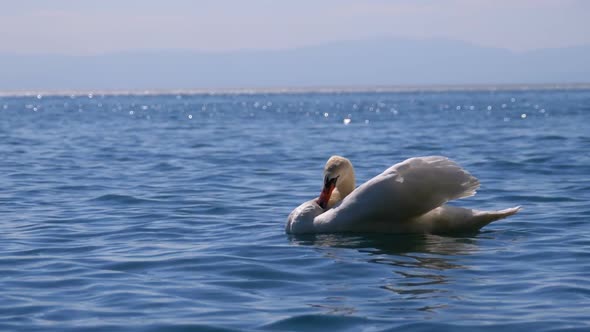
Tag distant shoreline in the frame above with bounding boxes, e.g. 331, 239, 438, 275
1, 83, 589, 97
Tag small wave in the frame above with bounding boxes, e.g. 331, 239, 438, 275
523, 156, 554, 163
393, 321, 584, 332
539, 135, 567, 141
88, 194, 158, 205
141, 324, 242, 332
502, 194, 582, 203
149, 162, 183, 171
191, 142, 214, 149
261, 314, 371, 332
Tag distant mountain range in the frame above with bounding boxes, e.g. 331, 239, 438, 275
1, 38, 589, 91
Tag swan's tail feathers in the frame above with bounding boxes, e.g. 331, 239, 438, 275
417, 205, 521, 234
472, 206, 521, 229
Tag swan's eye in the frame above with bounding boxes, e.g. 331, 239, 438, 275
324, 175, 339, 187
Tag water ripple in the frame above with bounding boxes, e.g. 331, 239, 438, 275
1, 90, 589, 331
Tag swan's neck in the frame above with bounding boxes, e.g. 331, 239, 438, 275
328, 171, 355, 208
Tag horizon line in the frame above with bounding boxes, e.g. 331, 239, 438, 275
1, 83, 590, 98
1, 38, 590, 57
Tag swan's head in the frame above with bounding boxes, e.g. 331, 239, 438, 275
317, 155, 355, 209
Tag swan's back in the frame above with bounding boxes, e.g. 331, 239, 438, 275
314, 156, 480, 231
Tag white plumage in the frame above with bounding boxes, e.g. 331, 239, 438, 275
286, 156, 520, 234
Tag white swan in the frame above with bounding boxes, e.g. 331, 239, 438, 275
286, 156, 520, 234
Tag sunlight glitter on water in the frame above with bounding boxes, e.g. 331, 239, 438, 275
0, 88, 589, 331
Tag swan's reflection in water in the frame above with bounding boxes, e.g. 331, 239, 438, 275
288, 233, 484, 315
289, 233, 479, 264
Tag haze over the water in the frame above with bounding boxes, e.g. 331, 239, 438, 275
3, 0, 589, 54
1, 1, 589, 90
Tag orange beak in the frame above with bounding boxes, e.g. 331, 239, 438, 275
317, 176, 337, 209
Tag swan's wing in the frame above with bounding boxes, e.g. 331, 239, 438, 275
386, 156, 480, 205
314, 156, 479, 231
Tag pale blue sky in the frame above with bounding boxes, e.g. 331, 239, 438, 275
1, 0, 588, 55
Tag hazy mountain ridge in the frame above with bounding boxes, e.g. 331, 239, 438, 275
1, 39, 589, 90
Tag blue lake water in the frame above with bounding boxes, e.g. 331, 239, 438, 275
1, 88, 589, 331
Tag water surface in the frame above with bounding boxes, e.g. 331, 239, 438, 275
1, 89, 589, 331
